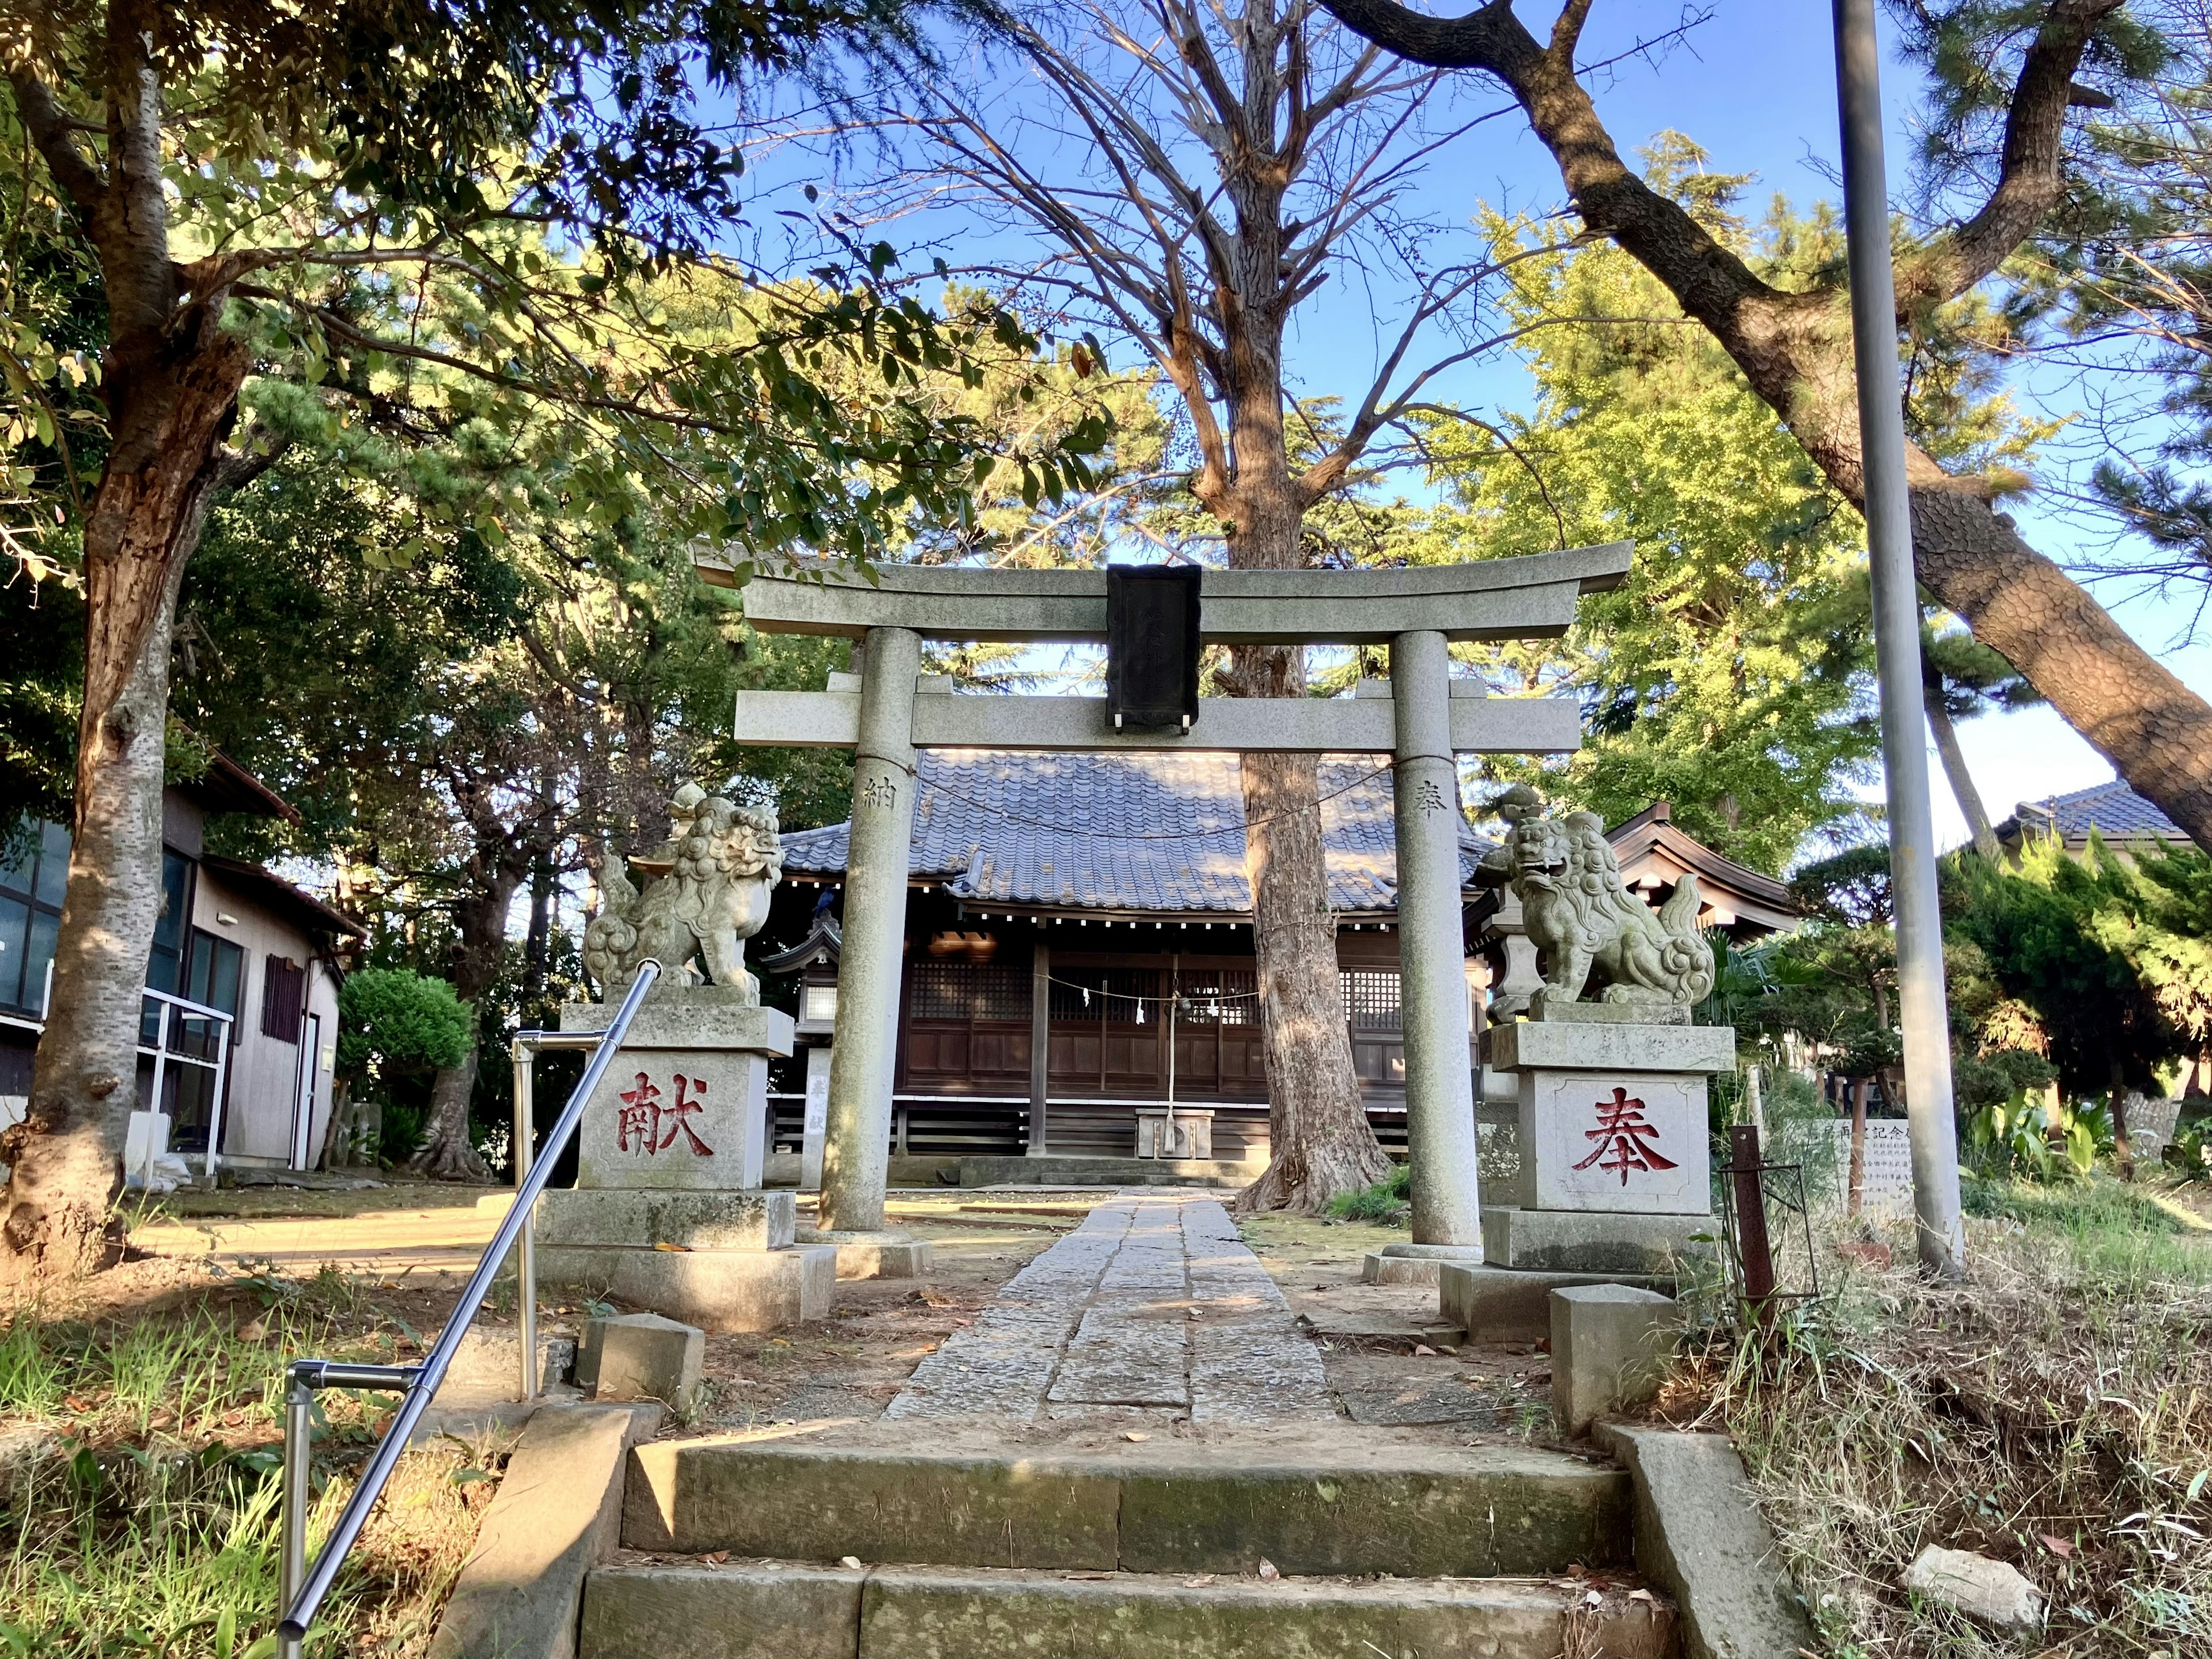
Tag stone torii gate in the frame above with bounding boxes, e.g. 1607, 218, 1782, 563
707, 543, 1633, 1259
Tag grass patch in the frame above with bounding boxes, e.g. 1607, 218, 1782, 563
1681, 1175, 2212, 1656
1324, 1162, 1411, 1226
0, 1274, 501, 1658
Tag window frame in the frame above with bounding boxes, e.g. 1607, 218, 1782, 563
0, 820, 69, 1019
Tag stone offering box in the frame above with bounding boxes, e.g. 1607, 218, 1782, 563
1134, 1108, 1213, 1161
534, 986, 836, 1331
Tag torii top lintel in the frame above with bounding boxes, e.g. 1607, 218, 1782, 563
696, 541, 1633, 645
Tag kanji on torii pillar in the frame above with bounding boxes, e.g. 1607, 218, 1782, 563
703, 544, 1634, 1256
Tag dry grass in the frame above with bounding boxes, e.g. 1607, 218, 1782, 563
1673, 1175, 2212, 1657
0, 1269, 504, 1658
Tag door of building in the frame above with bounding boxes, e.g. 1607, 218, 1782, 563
290, 1010, 321, 1169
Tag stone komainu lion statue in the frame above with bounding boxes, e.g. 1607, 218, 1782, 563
582, 783, 785, 1001
1487, 787, 1714, 1010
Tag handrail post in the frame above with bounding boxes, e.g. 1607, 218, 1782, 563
278, 1362, 315, 1659
276, 961, 660, 1647
512, 1043, 537, 1402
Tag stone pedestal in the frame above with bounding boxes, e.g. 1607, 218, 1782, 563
1450, 1015, 1727, 1337
535, 988, 836, 1330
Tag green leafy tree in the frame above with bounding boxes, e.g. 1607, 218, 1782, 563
1946, 838, 2189, 1096
1328, 0, 2212, 862
1397, 185, 1879, 872
0, 2, 1099, 1275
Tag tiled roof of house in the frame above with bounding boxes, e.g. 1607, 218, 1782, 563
1998, 780, 2193, 849
779, 749, 1490, 915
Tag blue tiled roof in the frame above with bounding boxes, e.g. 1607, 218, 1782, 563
779, 749, 1490, 914
2006, 780, 2191, 847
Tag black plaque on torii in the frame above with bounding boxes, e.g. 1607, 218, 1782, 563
1105, 563, 1202, 732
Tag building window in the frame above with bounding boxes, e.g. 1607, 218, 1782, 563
1340, 968, 1403, 1032
262, 955, 306, 1043
145, 849, 194, 997
0, 820, 67, 1019
909, 960, 1028, 1021
185, 929, 245, 1021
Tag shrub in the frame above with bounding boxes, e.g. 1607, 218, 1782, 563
336, 968, 472, 1084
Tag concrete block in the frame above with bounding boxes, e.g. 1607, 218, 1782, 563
1115, 1448, 1631, 1578
539, 1242, 835, 1332
858, 1566, 1675, 1659
582, 1563, 863, 1659
1359, 1251, 1441, 1286
579, 1312, 704, 1411
1595, 1423, 1817, 1659
619, 1438, 1630, 1579
536, 1187, 796, 1251
434, 1326, 577, 1396
427, 1401, 662, 1659
796, 1228, 935, 1279
560, 988, 795, 1052
1489, 1020, 1735, 1074
1440, 1263, 1675, 1343
1482, 1206, 1713, 1274
1550, 1285, 1683, 1437
1358, 1243, 1483, 1286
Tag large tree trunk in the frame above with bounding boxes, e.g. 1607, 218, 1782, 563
1924, 676, 2002, 860
1223, 464, 1389, 1213
1, 321, 252, 1278
1323, 0, 2212, 854
1234, 666, 1395, 1213
414, 877, 515, 1180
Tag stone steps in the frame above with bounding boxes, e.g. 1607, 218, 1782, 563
582, 1558, 1677, 1659
622, 1434, 1633, 1579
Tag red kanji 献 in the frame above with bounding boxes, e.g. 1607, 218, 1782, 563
1571, 1087, 1677, 1185
615, 1072, 714, 1156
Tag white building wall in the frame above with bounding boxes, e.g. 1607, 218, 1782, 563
192, 869, 335, 1168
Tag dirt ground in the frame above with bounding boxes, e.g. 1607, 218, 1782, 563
63, 1183, 1541, 1447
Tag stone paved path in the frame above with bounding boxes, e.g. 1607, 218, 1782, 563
886, 1192, 1336, 1423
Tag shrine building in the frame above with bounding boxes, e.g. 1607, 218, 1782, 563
751, 753, 1799, 1172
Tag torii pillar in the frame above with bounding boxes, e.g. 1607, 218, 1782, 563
819, 626, 920, 1234
709, 546, 1634, 1263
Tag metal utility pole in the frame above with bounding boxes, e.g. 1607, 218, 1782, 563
1833, 0, 1967, 1278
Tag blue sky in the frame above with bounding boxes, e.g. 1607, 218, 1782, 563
765, 2, 2212, 858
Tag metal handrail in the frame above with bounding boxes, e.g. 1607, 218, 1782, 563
274, 960, 662, 1652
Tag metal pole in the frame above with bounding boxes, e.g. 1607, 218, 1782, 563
279, 961, 661, 1643
1832, 0, 1966, 1278
278, 1367, 313, 1659
510, 1046, 537, 1403
820, 626, 921, 1234
1391, 631, 1483, 1249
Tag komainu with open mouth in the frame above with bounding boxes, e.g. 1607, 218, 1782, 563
1486, 787, 1714, 1013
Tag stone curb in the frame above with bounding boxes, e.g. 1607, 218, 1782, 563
1593, 1422, 1817, 1659
427, 1400, 664, 1659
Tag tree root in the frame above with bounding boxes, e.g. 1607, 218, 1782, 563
1234, 1134, 1396, 1215
0, 1199, 124, 1283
